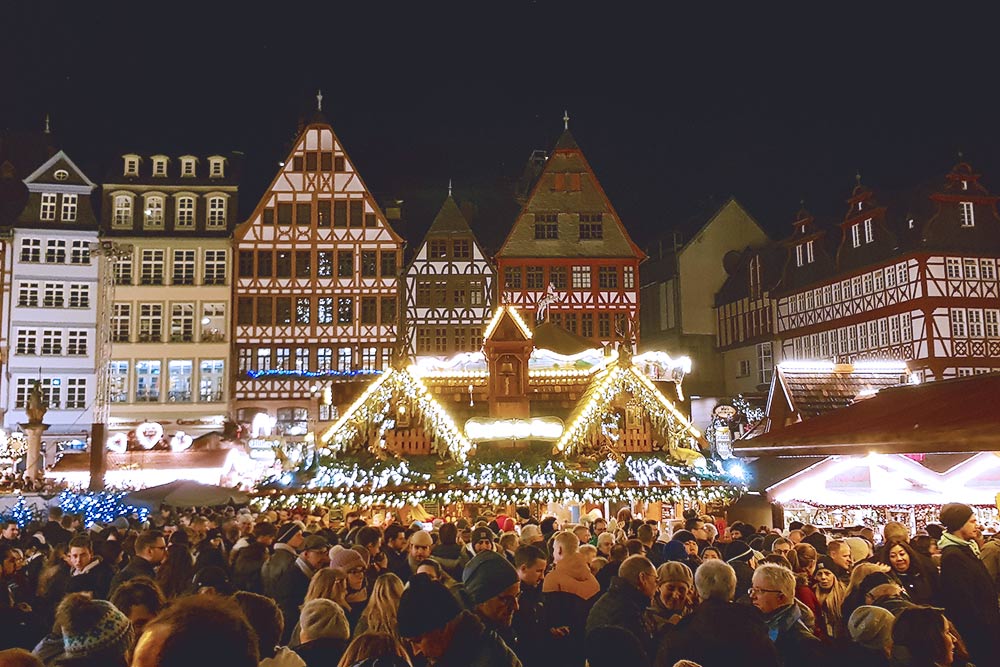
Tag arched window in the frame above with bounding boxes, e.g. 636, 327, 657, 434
113, 195, 133, 227
207, 196, 227, 228
176, 196, 195, 228
144, 195, 164, 228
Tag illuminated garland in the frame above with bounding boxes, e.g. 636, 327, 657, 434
321, 368, 472, 462
246, 369, 382, 380
56, 490, 151, 527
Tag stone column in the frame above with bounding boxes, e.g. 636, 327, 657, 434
22, 423, 48, 480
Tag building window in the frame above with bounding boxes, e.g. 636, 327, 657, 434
68, 284, 89, 308
201, 303, 226, 341
176, 196, 195, 228
380, 297, 397, 325
112, 304, 130, 342
874, 270, 884, 292
598, 313, 611, 339
946, 258, 962, 280
123, 155, 139, 176
136, 360, 161, 402
293, 347, 309, 372
317, 348, 332, 372
968, 309, 984, 338
40, 379, 60, 409
951, 309, 967, 338
580, 314, 593, 338
960, 201, 975, 227
564, 312, 578, 334
901, 313, 912, 342
981, 259, 997, 281
579, 220, 603, 240
276, 407, 308, 436
172, 249, 196, 285
337, 297, 353, 324
985, 310, 999, 338
194, 360, 223, 402
110, 361, 129, 403
40, 193, 57, 221
534, 214, 558, 239
890, 316, 900, 344
360, 347, 377, 370
140, 249, 165, 285
417, 327, 431, 353
66, 379, 86, 409
470, 327, 483, 349
434, 328, 448, 353
14, 380, 30, 409
337, 347, 352, 372
851, 224, 861, 248
862, 273, 873, 294
143, 196, 164, 228
885, 266, 896, 288
572, 266, 591, 289
504, 266, 522, 289
294, 297, 311, 325
114, 254, 133, 285
318, 298, 333, 324
598, 266, 618, 289
181, 157, 196, 177
963, 258, 979, 280
622, 266, 635, 291
41, 329, 62, 355
203, 250, 226, 285
237, 348, 252, 373
66, 329, 87, 356
46, 239, 66, 263
361, 297, 377, 324
139, 304, 163, 342
337, 251, 353, 278
758, 343, 775, 384
863, 218, 874, 244
256, 348, 271, 371
360, 251, 377, 278
152, 157, 167, 177
15, 330, 36, 355
526, 266, 544, 289
806, 240, 815, 263
452, 239, 471, 259
113, 195, 133, 227
60, 194, 78, 222
166, 361, 192, 402
43, 283, 64, 308
207, 197, 226, 228
428, 240, 448, 259
795, 244, 804, 267
70, 241, 90, 265
878, 318, 888, 347
18, 282, 38, 307
20, 238, 40, 263
170, 303, 194, 342
208, 157, 224, 178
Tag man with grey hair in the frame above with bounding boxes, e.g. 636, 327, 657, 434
585, 555, 657, 657
750, 563, 823, 666
656, 560, 778, 667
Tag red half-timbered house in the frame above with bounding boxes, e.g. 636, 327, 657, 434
495, 123, 645, 347
774, 162, 1000, 380
233, 107, 404, 436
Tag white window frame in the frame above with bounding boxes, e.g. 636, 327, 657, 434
112, 304, 131, 343
143, 194, 165, 229
981, 259, 997, 281
806, 240, 814, 264
946, 258, 962, 280
180, 156, 196, 177
623, 265, 635, 290
901, 313, 912, 342
135, 360, 161, 402
208, 156, 225, 178
851, 223, 861, 248
68, 283, 89, 308
204, 250, 226, 285
985, 310, 999, 338
170, 303, 195, 342
60, 193, 78, 222
40, 193, 57, 221
171, 249, 196, 285
41, 329, 62, 355
175, 195, 195, 229
42, 283, 64, 308
123, 155, 140, 177
110, 361, 129, 403
571, 265, 591, 289
863, 218, 874, 244
67, 330, 87, 356
795, 244, 803, 267
167, 360, 193, 403
960, 201, 975, 227
15, 329, 36, 355
963, 258, 979, 280
20, 238, 41, 263
199, 360, 224, 402
968, 309, 984, 338
66, 378, 86, 409
45, 239, 66, 263
113, 194, 134, 227
152, 156, 168, 178
207, 196, 227, 228
138, 303, 163, 342
140, 249, 165, 285
17, 282, 38, 307
70, 240, 91, 265
951, 309, 967, 338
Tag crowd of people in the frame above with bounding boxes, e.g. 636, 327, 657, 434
0, 501, 995, 667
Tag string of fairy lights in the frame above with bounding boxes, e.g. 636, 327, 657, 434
0, 491, 150, 529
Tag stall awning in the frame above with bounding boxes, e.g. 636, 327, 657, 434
735, 374, 1000, 457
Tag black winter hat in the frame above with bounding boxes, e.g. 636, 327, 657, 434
463, 550, 518, 605
670, 530, 696, 544
470, 526, 495, 544
397, 574, 461, 638
859, 571, 894, 596
724, 540, 753, 563
940, 503, 974, 533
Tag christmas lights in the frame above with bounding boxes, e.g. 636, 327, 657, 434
0, 491, 150, 529
246, 369, 382, 380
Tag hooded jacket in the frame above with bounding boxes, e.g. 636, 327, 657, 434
433, 610, 521, 667
542, 553, 599, 599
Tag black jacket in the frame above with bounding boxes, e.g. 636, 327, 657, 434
585, 577, 653, 656
108, 555, 156, 594
655, 598, 779, 667
66, 560, 115, 599
511, 583, 546, 667
939, 541, 1000, 665
435, 610, 522, 667
41, 522, 72, 549
294, 637, 348, 667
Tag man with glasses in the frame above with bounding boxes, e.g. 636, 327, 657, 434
463, 550, 521, 652
585, 555, 658, 658
109, 530, 166, 594
770, 537, 793, 558
398, 575, 521, 666
750, 563, 824, 665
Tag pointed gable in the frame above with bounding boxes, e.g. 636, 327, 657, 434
922, 161, 1000, 253
425, 195, 474, 237
23, 150, 95, 190
778, 205, 835, 292
484, 305, 532, 342
497, 130, 645, 260
835, 180, 898, 272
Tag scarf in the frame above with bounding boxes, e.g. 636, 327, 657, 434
939, 531, 980, 557
765, 602, 805, 643
295, 556, 316, 579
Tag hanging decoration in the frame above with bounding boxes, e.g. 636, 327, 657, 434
170, 431, 193, 452
106, 433, 128, 454
135, 422, 164, 449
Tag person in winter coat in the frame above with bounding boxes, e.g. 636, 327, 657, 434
233, 591, 305, 667
723, 540, 755, 603
656, 559, 779, 667
398, 574, 522, 667
843, 605, 893, 667
890, 606, 962, 667
750, 563, 827, 667
585, 555, 658, 659
108, 531, 166, 595
464, 550, 522, 653
880, 539, 938, 606
294, 599, 350, 667
543, 531, 600, 666
64, 536, 114, 600
644, 561, 694, 640
431, 522, 471, 580
511, 545, 547, 667
937, 502, 1000, 667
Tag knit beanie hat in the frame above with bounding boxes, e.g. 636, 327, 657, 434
656, 561, 693, 585
299, 598, 350, 642
276, 521, 305, 544
724, 540, 753, 563
859, 571, 894, 597
670, 530, 696, 544
802, 531, 828, 555
848, 605, 895, 650
844, 536, 872, 563
470, 526, 495, 545
663, 540, 688, 562
940, 503, 974, 533
463, 550, 518, 605
328, 545, 366, 572
61, 597, 134, 658
397, 575, 462, 638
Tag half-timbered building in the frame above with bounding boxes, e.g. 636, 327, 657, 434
405, 192, 495, 355
495, 122, 645, 348
774, 162, 1000, 380
232, 108, 404, 436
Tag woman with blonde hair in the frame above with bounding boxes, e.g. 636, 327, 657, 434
336, 631, 412, 667
355, 573, 404, 639
842, 561, 892, 623
813, 559, 848, 640
288, 567, 351, 647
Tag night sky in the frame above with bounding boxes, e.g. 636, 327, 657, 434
6, 4, 1000, 251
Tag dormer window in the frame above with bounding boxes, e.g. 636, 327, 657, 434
806, 240, 814, 263
180, 156, 196, 177
851, 223, 861, 248
863, 218, 874, 244
208, 156, 225, 178
795, 242, 814, 267
123, 155, 140, 177
960, 201, 975, 227
151, 156, 168, 178
54, 169, 69, 181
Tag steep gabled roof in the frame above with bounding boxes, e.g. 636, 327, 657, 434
497, 129, 645, 260
23, 149, 96, 189
424, 195, 474, 236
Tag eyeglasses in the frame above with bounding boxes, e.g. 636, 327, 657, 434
346, 566, 366, 575
748, 587, 783, 596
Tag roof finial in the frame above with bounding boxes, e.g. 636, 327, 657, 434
316, 90, 323, 112
448, 178, 452, 197
958, 149, 964, 161
44, 114, 50, 134
855, 170, 862, 185
563, 110, 570, 131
